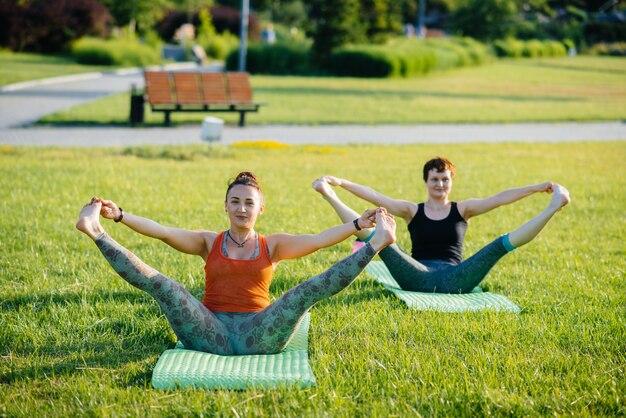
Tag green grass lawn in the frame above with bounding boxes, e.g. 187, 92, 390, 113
39, 56, 626, 125
0, 50, 116, 87
1, 142, 624, 416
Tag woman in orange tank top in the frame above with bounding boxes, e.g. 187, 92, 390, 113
76, 172, 397, 355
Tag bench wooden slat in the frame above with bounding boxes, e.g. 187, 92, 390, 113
145, 72, 174, 105
226, 72, 253, 104
173, 73, 202, 104
143, 71, 262, 127
200, 73, 229, 105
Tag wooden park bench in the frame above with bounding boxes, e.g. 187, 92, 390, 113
143, 71, 264, 127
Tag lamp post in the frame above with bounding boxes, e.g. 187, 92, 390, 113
416, 0, 426, 39
238, 0, 249, 71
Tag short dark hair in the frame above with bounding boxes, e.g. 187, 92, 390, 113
423, 157, 455, 181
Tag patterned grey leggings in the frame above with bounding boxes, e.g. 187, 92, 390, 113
94, 233, 375, 355
378, 235, 513, 293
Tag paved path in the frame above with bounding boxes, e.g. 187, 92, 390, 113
0, 67, 624, 147
2, 122, 625, 147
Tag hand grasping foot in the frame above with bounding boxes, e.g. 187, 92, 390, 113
550, 184, 571, 211
368, 208, 396, 252
76, 198, 105, 240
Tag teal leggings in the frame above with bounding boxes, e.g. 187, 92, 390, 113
95, 233, 375, 355
378, 235, 514, 293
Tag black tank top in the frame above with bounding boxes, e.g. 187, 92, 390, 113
407, 202, 468, 264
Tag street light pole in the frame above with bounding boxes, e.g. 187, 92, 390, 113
417, 0, 426, 39
238, 0, 249, 71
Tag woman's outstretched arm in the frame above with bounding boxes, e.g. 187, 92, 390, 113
324, 176, 417, 223
267, 208, 382, 262
99, 199, 214, 258
458, 182, 554, 220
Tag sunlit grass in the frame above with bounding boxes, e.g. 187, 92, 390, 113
0, 141, 624, 416
0, 50, 116, 87
39, 56, 626, 125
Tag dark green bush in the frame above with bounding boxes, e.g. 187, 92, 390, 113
72, 37, 162, 66
329, 46, 403, 77
0, 0, 112, 53
226, 41, 312, 75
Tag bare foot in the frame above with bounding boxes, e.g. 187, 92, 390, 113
550, 184, 571, 211
312, 177, 337, 199
76, 198, 105, 240
368, 208, 396, 252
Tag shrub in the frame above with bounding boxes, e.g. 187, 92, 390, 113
522, 39, 545, 57
72, 37, 161, 66
0, 0, 112, 53
329, 47, 403, 78
195, 8, 239, 60
226, 41, 312, 75
493, 38, 525, 57
204, 32, 239, 60
225, 36, 492, 78
587, 42, 626, 56
494, 38, 566, 58
328, 37, 492, 78
545, 40, 567, 56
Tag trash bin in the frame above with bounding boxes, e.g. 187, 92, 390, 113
129, 84, 144, 125
201, 117, 224, 142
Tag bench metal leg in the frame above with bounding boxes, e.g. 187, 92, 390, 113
239, 111, 246, 127
164, 111, 171, 126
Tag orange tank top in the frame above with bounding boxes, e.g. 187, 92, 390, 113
203, 231, 274, 312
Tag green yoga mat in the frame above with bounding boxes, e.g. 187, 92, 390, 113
152, 313, 315, 390
365, 261, 521, 313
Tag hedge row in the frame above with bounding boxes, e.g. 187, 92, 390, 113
227, 37, 573, 78
226, 37, 491, 78
330, 37, 492, 78
72, 37, 162, 66
587, 42, 626, 57
492, 38, 567, 58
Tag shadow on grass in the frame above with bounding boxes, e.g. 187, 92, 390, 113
510, 60, 626, 75
256, 86, 580, 102
0, 288, 199, 311
0, 289, 195, 386
4, 89, 120, 99
1, 351, 160, 388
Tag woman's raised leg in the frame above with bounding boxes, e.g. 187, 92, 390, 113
76, 199, 233, 355
312, 178, 375, 241
427, 184, 572, 293
507, 184, 570, 248
232, 209, 397, 354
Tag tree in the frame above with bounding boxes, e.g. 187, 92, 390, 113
360, 0, 403, 41
449, 0, 518, 40
0, 0, 112, 52
100, 0, 214, 34
311, 0, 365, 63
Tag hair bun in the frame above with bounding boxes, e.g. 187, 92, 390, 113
235, 171, 258, 182
226, 171, 263, 199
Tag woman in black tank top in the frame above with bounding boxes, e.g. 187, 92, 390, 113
313, 157, 570, 293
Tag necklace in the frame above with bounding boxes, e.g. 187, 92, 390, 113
226, 230, 256, 248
